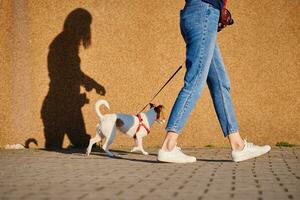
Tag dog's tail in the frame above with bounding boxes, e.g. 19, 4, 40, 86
95, 99, 110, 120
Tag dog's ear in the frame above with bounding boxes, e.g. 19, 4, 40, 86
149, 103, 155, 108
154, 105, 163, 113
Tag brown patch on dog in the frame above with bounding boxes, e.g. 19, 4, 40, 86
116, 119, 124, 127
154, 105, 165, 121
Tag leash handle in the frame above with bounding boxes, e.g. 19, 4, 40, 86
138, 63, 183, 114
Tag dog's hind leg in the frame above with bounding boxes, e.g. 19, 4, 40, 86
86, 126, 102, 156
102, 125, 116, 157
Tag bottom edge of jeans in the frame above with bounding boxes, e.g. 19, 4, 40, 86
165, 128, 181, 134
225, 129, 239, 137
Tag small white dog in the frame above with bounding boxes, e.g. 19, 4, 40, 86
86, 99, 165, 157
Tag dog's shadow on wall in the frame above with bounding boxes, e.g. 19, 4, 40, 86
41, 8, 106, 150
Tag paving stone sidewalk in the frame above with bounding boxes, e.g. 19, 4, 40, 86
0, 147, 299, 200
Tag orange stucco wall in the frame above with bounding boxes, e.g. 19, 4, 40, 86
0, 0, 299, 148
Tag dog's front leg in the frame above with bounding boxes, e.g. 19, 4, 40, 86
130, 138, 140, 153
136, 134, 148, 155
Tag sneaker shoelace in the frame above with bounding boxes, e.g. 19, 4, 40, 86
176, 146, 182, 151
174, 146, 187, 157
244, 139, 254, 148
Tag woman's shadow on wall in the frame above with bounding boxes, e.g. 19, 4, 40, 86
41, 8, 106, 150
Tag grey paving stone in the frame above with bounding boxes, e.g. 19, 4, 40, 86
0, 148, 299, 200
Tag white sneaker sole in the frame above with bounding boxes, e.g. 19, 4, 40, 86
157, 158, 197, 164
233, 146, 271, 162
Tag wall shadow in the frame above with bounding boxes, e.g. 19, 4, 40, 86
41, 8, 106, 150
24, 138, 38, 148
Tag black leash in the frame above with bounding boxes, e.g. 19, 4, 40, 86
138, 63, 184, 114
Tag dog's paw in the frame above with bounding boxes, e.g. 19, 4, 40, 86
142, 151, 149, 155
105, 151, 115, 157
130, 147, 140, 153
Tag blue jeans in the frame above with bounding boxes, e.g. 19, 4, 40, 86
166, 0, 239, 137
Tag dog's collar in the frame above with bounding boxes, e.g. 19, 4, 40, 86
133, 114, 150, 139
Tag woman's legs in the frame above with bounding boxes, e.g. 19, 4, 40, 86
162, 41, 245, 152
161, 40, 270, 160
160, 1, 271, 163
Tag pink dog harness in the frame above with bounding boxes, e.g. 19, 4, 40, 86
133, 114, 150, 139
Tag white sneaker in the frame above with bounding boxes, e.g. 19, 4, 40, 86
157, 146, 196, 163
231, 140, 271, 162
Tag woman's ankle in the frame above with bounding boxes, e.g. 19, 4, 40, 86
228, 131, 245, 151
161, 132, 178, 151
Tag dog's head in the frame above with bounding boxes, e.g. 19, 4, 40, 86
149, 103, 166, 124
